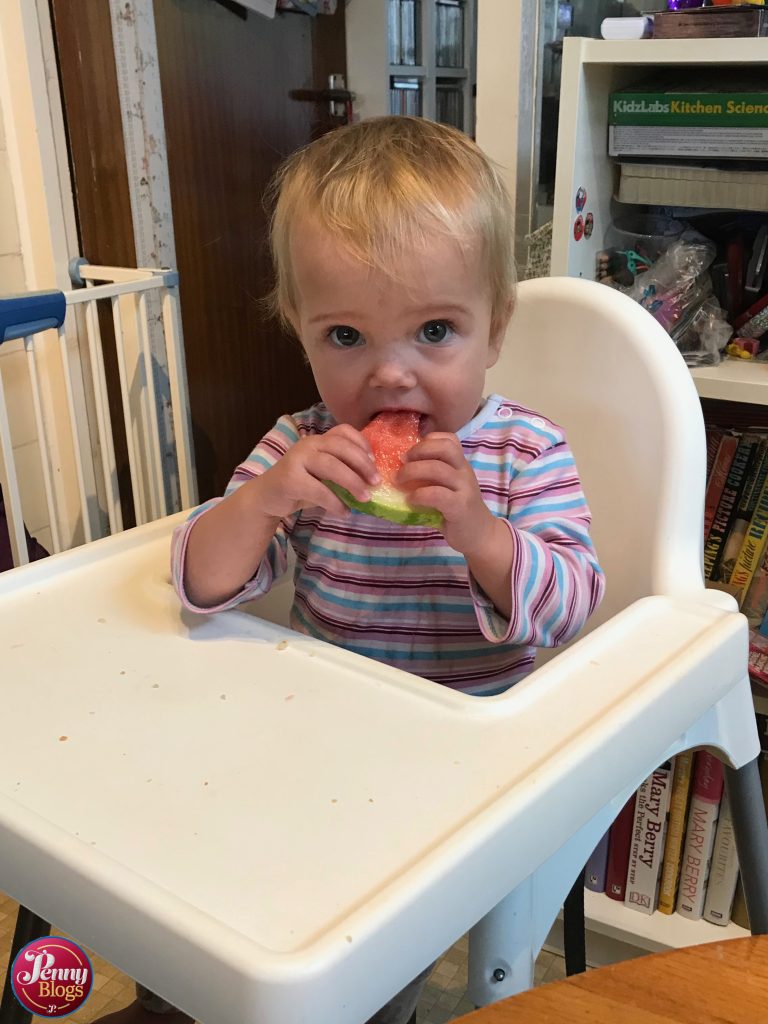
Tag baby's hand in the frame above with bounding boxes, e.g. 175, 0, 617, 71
256, 424, 379, 519
396, 433, 494, 554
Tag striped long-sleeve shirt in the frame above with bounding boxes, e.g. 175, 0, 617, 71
172, 394, 605, 696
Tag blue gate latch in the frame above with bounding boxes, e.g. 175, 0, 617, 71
0, 291, 66, 345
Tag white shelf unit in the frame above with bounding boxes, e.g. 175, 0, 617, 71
549, 35, 766, 959
551, 37, 768, 408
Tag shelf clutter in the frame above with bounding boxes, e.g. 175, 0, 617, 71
592, 38, 768, 382
602, 3, 768, 44
600, 82, 768, 371
586, 747, 762, 933
552, 22, 768, 951
584, 426, 768, 932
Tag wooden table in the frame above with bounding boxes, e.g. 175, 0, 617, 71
455, 937, 768, 1023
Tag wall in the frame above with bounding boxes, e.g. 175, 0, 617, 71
475, 0, 524, 237
345, 0, 389, 120
0, 97, 52, 554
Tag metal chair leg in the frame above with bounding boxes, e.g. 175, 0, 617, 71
562, 867, 587, 976
0, 905, 51, 1024
725, 758, 768, 934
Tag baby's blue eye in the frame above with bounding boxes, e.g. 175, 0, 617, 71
329, 325, 362, 347
419, 320, 452, 344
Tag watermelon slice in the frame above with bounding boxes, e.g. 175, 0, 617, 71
327, 411, 442, 527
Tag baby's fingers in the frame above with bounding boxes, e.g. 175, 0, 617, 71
404, 433, 464, 468
321, 433, 380, 486
310, 451, 373, 505
397, 459, 457, 492
298, 476, 349, 518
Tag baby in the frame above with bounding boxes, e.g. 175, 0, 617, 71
101, 115, 604, 1024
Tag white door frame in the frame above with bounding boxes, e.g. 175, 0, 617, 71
0, 0, 86, 549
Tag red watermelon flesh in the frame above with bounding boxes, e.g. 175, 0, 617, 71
326, 411, 442, 526
362, 411, 421, 486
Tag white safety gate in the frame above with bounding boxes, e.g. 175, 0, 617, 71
0, 262, 197, 567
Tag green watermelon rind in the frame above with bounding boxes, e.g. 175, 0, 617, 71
326, 481, 443, 528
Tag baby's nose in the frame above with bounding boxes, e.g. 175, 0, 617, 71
369, 356, 417, 389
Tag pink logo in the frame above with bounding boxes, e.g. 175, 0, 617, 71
11, 937, 93, 1018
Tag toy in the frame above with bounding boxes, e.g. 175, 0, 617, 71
327, 411, 443, 526
726, 339, 759, 359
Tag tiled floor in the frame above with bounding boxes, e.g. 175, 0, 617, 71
0, 892, 135, 1021
1, 891, 566, 1023
418, 933, 566, 1024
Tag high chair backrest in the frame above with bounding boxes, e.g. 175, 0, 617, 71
485, 277, 707, 634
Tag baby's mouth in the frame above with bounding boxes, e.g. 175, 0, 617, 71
367, 409, 428, 433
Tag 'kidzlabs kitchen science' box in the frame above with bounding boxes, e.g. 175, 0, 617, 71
609, 74, 768, 159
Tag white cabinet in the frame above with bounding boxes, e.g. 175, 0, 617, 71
346, 0, 476, 134
551, 36, 768, 407
547, 36, 768, 960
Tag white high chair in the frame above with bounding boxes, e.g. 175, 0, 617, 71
250, 274, 768, 1006
1, 277, 766, 1024
465, 275, 768, 1004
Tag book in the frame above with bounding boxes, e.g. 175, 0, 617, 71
625, 760, 674, 914
720, 438, 768, 585
732, 875, 749, 929
585, 831, 610, 893
704, 432, 739, 543
706, 426, 727, 482
676, 751, 725, 919
704, 434, 760, 581
653, 6, 768, 40
746, 542, 768, 627
742, 539, 768, 627
757, 711, 768, 753
703, 791, 740, 925
658, 750, 694, 915
729, 462, 768, 596
609, 75, 768, 159
605, 795, 637, 902
749, 627, 768, 687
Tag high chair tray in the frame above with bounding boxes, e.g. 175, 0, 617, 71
0, 513, 753, 1024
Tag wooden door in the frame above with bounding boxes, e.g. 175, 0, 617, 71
51, 0, 347, 501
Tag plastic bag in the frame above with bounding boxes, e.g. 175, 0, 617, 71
621, 230, 730, 366
598, 215, 685, 288
675, 298, 732, 368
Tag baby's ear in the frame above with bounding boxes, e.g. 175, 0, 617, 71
488, 298, 515, 361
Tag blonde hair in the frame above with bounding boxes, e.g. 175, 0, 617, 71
267, 116, 516, 334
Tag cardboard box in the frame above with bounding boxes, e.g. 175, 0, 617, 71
609, 75, 768, 158
617, 161, 768, 210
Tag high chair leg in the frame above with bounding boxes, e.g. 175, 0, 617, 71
563, 868, 586, 975
0, 905, 50, 1024
466, 879, 535, 1007
725, 758, 768, 934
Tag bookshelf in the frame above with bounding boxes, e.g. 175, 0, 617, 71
691, 361, 768, 407
552, 37, 768, 406
346, 0, 476, 134
549, 34, 768, 960
546, 891, 748, 967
